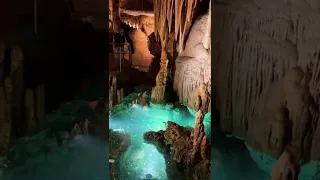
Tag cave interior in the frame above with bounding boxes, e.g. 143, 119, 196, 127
0, 0, 320, 180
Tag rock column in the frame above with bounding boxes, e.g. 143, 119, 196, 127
10, 46, 24, 136
109, 75, 124, 109
25, 88, 37, 135
35, 84, 46, 129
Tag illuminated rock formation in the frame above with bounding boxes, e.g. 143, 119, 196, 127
247, 67, 314, 158
271, 146, 300, 180
212, 0, 320, 177
109, 75, 124, 109
173, 3, 211, 113
143, 110, 210, 180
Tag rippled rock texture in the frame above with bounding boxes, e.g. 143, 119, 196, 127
173, 10, 211, 113
212, 0, 320, 163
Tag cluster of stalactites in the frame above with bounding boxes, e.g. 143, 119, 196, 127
153, 0, 198, 50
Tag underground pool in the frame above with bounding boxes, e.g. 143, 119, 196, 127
109, 103, 211, 180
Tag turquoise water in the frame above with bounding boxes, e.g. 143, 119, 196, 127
109, 103, 211, 180
0, 99, 108, 180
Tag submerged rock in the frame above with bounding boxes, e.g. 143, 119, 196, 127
143, 110, 210, 180
271, 146, 300, 180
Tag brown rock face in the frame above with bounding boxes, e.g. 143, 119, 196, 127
143, 110, 210, 180
25, 88, 37, 135
271, 146, 300, 180
212, 1, 320, 160
131, 91, 149, 107
247, 67, 315, 159
109, 75, 123, 110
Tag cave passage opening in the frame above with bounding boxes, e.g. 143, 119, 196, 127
109, 102, 211, 180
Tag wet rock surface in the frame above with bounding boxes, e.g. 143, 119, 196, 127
271, 146, 300, 180
131, 91, 150, 107
109, 129, 131, 180
247, 67, 317, 159
143, 110, 210, 180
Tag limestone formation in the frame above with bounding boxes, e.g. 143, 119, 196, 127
35, 84, 46, 130
0, 77, 12, 156
271, 146, 300, 180
10, 46, 24, 136
173, 12, 211, 113
109, 75, 123, 109
247, 67, 315, 159
25, 88, 37, 135
0, 87, 8, 155
131, 91, 149, 107
211, 0, 320, 162
151, 51, 169, 103
143, 110, 210, 180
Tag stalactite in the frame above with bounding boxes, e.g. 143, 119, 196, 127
212, 1, 320, 164
174, 0, 198, 54
202, 0, 211, 50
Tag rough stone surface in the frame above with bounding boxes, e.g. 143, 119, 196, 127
212, 1, 320, 160
271, 146, 300, 180
174, 13, 211, 113
143, 110, 210, 180
25, 88, 37, 135
247, 67, 315, 159
131, 91, 150, 107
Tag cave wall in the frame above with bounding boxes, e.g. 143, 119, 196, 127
212, 0, 320, 159
129, 29, 154, 70
174, 12, 211, 113
0, 0, 109, 140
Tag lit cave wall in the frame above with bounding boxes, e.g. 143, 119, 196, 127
212, 0, 320, 179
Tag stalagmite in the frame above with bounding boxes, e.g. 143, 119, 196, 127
112, 76, 117, 102
120, 88, 124, 102
25, 88, 37, 135
10, 46, 24, 136
0, 87, 7, 155
117, 89, 121, 104
35, 84, 45, 129
2, 77, 12, 156
191, 110, 205, 163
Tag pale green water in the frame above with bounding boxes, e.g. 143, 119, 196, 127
109, 103, 211, 180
